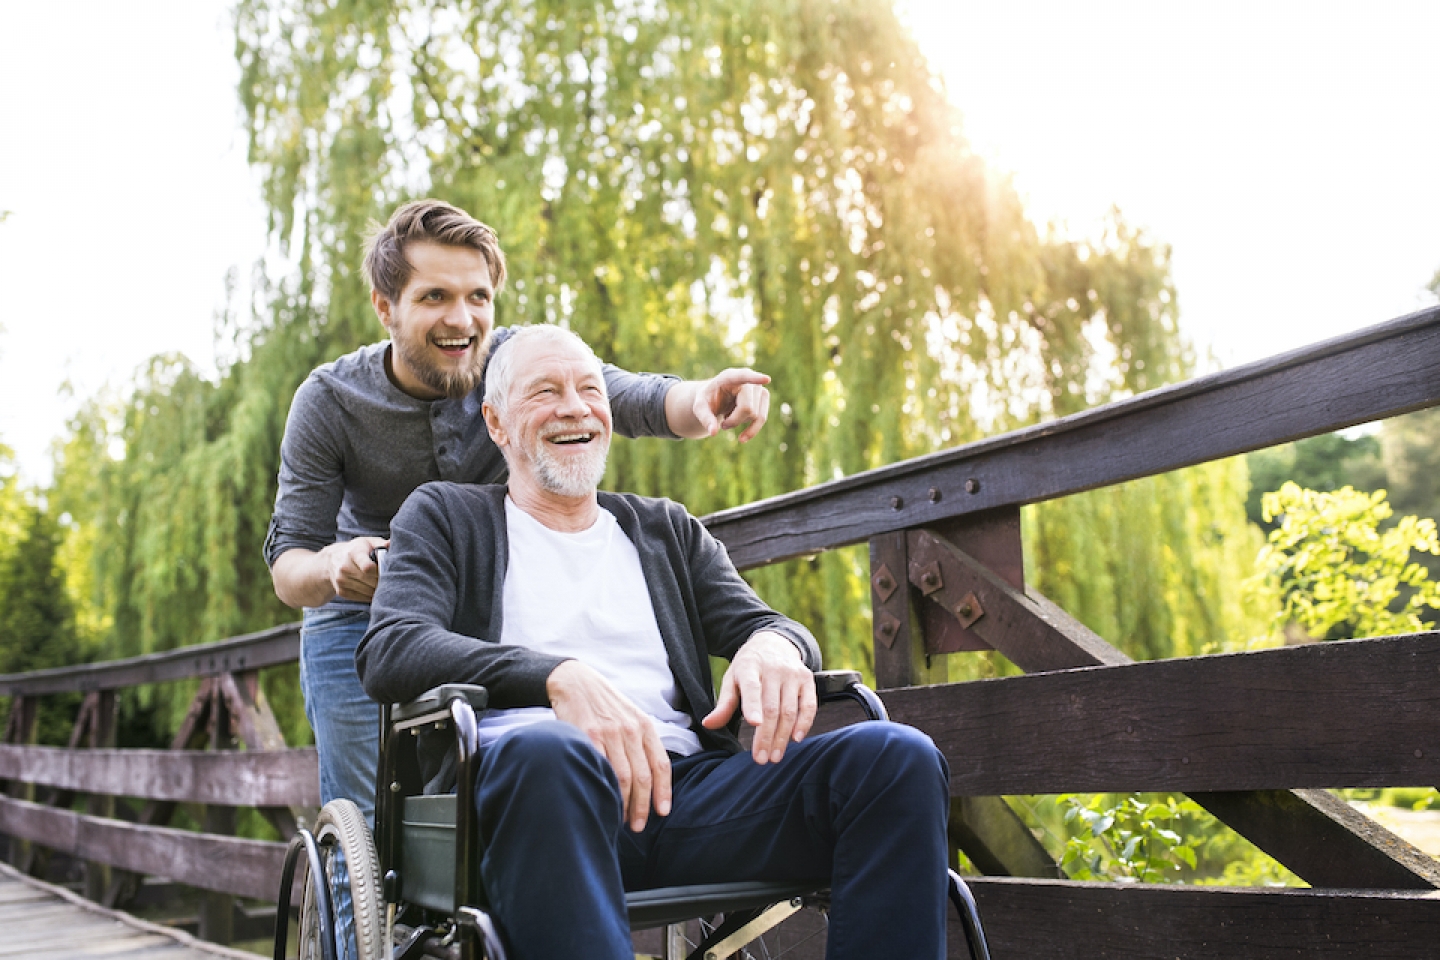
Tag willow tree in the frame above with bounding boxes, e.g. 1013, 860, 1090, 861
229, 0, 1258, 668
43, 0, 1264, 717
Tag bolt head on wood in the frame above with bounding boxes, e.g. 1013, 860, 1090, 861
871, 563, 899, 602
875, 612, 902, 648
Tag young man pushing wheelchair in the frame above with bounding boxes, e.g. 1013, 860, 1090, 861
356, 325, 954, 960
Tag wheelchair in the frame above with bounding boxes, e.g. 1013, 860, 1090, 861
275, 671, 992, 960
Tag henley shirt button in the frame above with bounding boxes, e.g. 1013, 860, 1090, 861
438, 446, 448, 457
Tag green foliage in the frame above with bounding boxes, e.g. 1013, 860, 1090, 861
1022, 457, 1273, 665
1058, 794, 1200, 883
1381, 407, 1440, 528
1017, 793, 1303, 887
1245, 432, 1386, 529
1256, 482, 1440, 641
0, 501, 86, 744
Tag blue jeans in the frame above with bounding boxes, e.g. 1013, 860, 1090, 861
473, 720, 951, 960
300, 605, 379, 823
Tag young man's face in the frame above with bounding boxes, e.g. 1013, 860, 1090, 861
373, 241, 495, 400
486, 336, 612, 500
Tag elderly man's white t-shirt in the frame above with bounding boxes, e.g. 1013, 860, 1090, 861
475, 496, 704, 756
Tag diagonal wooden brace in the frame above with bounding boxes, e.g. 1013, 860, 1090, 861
907, 527, 1440, 890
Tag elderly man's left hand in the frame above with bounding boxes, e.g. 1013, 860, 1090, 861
665, 368, 772, 443
701, 631, 816, 764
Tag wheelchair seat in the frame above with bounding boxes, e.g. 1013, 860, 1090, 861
398, 791, 823, 925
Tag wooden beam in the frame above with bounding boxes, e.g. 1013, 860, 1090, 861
949, 797, 1063, 879
0, 622, 301, 698
706, 306, 1440, 570
904, 528, 1126, 670
882, 633, 1440, 795
754, 879, 1440, 960
960, 878, 1440, 960
1188, 788, 1440, 891
0, 794, 293, 903
919, 508, 1023, 654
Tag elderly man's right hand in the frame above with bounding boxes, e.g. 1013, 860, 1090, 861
546, 660, 672, 833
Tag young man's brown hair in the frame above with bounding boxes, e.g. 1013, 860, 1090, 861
363, 199, 508, 302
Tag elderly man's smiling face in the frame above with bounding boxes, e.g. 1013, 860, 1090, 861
485, 332, 612, 501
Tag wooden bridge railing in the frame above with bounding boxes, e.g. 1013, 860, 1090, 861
2, 304, 1439, 957
0, 623, 315, 943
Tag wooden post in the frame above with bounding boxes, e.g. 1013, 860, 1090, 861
199, 680, 236, 945
83, 690, 117, 901
869, 532, 947, 690
3, 696, 38, 871
871, 522, 1063, 881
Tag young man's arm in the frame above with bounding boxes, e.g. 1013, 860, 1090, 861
271, 538, 389, 608
266, 376, 378, 608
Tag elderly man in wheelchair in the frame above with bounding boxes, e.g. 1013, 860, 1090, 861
277, 324, 989, 960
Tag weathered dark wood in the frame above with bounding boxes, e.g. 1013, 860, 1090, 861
218, 671, 305, 839
1188, 787, 1440, 890
869, 533, 946, 689
733, 878, 1440, 960
200, 680, 237, 944
872, 528, 1058, 879
83, 690, 116, 903
884, 633, 1440, 796
104, 678, 247, 910
919, 508, 1023, 653
891, 521, 1440, 888
906, 529, 1127, 670
707, 306, 1440, 569
0, 794, 292, 902
0, 860, 262, 960
0, 622, 301, 697
949, 797, 1063, 879
2, 696, 37, 872
961, 877, 1440, 959
219, 672, 287, 753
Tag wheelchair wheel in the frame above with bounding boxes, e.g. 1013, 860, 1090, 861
299, 799, 387, 960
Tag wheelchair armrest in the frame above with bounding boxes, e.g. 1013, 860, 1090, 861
392, 683, 490, 730
813, 669, 889, 722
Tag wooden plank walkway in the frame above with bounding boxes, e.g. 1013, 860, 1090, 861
0, 860, 259, 959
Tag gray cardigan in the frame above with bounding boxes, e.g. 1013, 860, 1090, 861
356, 484, 821, 756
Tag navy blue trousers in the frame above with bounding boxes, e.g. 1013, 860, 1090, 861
473, 719, 951, 960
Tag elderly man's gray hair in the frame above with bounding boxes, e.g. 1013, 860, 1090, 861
483, 324, 607, 418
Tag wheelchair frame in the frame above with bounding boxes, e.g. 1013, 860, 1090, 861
276, 671, 992, 960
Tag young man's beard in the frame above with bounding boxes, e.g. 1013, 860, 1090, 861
393, 331, 490, 399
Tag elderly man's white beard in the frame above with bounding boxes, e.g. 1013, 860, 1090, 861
524, 419, 610, 498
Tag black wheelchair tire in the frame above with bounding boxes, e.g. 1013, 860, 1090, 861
299, 799, 387, 960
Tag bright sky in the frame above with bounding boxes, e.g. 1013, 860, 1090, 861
2, 1, 1437, 485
